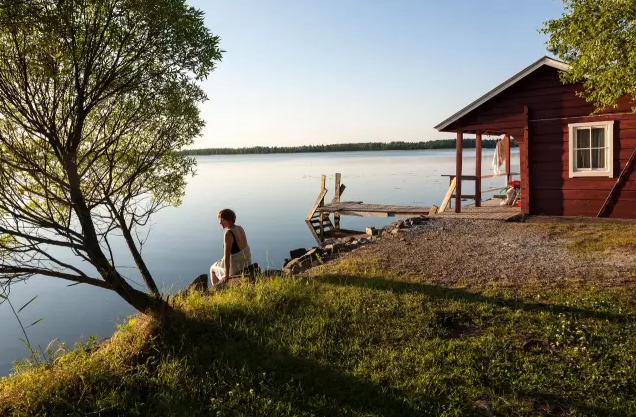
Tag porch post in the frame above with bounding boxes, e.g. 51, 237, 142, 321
522, 106, 531, 214
504, 134, 511, 185
455, 131, 463, 213
475, 131, 482, 207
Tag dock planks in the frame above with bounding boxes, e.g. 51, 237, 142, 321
320, 199, 520, 221
319, 202, 430, 218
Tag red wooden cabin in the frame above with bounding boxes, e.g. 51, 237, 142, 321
435, 56, 636, 219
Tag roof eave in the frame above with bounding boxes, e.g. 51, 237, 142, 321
434, 56, 571, 132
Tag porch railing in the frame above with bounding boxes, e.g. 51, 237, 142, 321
439, 172, 520, 213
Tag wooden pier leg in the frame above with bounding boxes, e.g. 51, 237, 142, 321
475, 131, 482, 207
455, 131, 463, 213
319, 175, 326, 241
334, 173, 341, 232
319, 212, 325, 242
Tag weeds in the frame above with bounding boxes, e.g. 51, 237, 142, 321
0, 294, 51, 367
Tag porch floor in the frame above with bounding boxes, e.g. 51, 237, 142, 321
432, 198, 521, 221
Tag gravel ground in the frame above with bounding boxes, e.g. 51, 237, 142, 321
316, 218, 636, 288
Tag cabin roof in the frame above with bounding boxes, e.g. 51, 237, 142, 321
434, 56, 571, 132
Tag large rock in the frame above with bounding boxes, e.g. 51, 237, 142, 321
324, 242, 343, 253
392, 220, 406, 229
187, 274, 208, 292
283, 257, 313, 275
304, 247, 325, 260
289, 247, 306, 259
408, 216, 425, 225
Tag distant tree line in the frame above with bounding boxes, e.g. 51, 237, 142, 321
182, 138, 518, 156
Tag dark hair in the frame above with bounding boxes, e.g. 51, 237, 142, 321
217, 208, 236, 224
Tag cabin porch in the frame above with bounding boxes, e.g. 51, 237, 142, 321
442, 129, 522, 214
433, 197, 521, 221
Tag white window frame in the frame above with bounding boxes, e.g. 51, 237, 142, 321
568, 121, 614, 178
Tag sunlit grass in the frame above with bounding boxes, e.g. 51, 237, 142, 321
536, 221, 636, 253
2, 264, 636, 416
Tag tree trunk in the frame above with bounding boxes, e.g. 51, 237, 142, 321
107, 268, 169, 315
117, 211, 160, 295
64, 154, 167, 314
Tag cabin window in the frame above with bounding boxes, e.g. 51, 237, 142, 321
568, 121, 614, 178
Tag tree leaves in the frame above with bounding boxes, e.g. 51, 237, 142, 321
543, 0, 636, 112
0, 0, 223, 311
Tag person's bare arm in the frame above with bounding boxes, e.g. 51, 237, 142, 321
223, 231, 232, 279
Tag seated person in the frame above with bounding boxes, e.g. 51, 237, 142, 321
500, 181, 520, 206
210, 209, 252, 286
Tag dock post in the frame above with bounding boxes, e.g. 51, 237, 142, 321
319, 175, 326, 241
455, 131, 463, 213
334, 173, 341, 232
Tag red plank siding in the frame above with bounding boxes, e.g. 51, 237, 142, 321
447, 64, 636, 219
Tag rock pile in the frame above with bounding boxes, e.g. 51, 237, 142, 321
282, 215, 432, 275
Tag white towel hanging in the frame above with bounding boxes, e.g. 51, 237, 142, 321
492, 140, 503, 175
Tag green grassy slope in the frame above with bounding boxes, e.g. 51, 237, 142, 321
2, 259, 635, 416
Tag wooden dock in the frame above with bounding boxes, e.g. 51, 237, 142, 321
320, 202, 431, 218
305, 173, 521, 243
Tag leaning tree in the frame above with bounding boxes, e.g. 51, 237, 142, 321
543, 0, 636, 111
0, 0, 222, 313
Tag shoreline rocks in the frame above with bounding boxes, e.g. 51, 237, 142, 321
282, 215, 432, 275
184, 215, 435, 290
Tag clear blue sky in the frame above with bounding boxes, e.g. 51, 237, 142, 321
188, 0, 565, 148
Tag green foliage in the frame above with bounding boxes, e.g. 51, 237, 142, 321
0, 0, 223, 308
543, 0, 636, 111
183, 138, 519, 156
2, 266, 635, 416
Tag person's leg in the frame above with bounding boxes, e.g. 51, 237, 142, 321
210, 266, 220, 286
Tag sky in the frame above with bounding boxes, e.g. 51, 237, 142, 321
187, 0, 566, 149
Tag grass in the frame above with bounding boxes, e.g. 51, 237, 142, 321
538, 221, 636, 254
2, 258, 636, 416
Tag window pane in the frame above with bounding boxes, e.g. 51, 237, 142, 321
592, 149, 606, 169
576, 128, 590, 149
592, 128, 605, 148
577, 149, 590, 169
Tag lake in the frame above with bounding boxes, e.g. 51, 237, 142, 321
0, 148, 519, 375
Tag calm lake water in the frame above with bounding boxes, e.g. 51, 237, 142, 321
0, 149, 519, 375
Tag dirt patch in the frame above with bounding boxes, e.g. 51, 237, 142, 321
315, 219, 636, 288
434, 311, 480, 339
